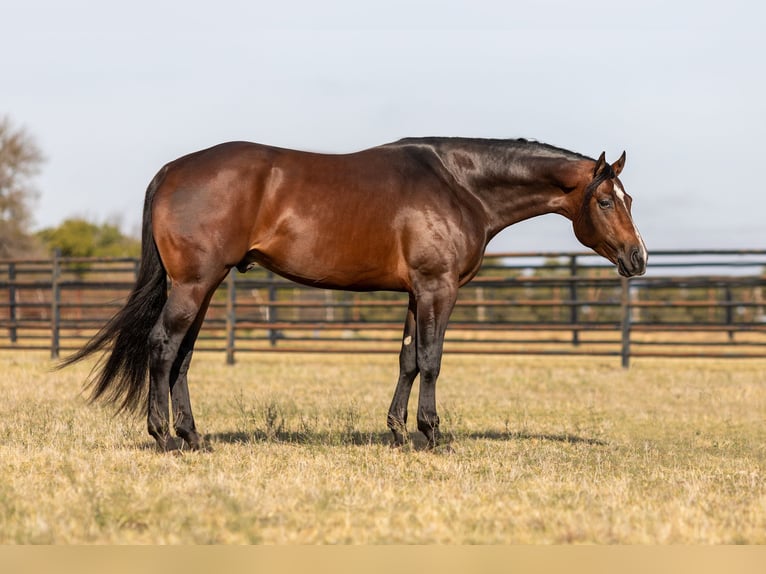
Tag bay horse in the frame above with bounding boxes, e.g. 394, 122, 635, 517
63, 137, 647, 451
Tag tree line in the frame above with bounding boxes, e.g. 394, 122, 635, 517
0, 116, 139, 259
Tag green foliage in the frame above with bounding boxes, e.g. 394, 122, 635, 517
36, 218, 140, 258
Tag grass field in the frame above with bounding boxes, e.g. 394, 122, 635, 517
0, 350, 763, 544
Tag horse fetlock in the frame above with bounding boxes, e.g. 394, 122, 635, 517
387, 412, 408, 431
417, 413, 441, 447
149, 427, 178, 452
175, 427, 201, 449
387, 413, 409, 446
156, 436, 185, 453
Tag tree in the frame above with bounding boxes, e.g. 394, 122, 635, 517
0, 116, 44, 257
36, 218, 140, 258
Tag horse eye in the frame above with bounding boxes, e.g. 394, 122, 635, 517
598, 198, 612, 209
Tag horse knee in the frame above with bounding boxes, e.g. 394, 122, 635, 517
417, 362, 441, 384
399, 359, 418, 381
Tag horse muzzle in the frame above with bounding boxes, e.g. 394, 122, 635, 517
617, 246, 647, 277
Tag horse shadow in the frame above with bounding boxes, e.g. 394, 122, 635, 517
198, 428, 608, 450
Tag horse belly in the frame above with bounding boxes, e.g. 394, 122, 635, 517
247, 214, 407, 291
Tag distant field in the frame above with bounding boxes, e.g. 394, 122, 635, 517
0, 350, 764, 543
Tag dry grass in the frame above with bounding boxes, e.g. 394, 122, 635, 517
0, 350, 764, 544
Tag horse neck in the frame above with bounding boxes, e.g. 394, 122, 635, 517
434, 141, 591, 237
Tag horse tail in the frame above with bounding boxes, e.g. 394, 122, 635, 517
60, 166, 169, 413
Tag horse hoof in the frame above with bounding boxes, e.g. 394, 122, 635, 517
155, 436, 184, 453
179, 433, 205, 452
190, 439, 214, 453
389, 429, 409, 448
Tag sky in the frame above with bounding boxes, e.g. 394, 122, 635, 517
3, 0, 765, 255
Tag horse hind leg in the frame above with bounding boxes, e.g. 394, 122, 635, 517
168, 293, 216, 450
147, 282, 212, 451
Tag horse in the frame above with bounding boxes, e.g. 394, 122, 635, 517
63, 137, 647, 451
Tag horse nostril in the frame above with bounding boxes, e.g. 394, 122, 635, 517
630, 247, 644, 270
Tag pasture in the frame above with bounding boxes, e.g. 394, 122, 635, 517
0, 350, 763, 544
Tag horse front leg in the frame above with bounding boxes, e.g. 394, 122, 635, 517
387, 294, 418, 446
414, 279, 458, 448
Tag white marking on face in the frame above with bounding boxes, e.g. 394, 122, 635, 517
403, 335, 413, 346
614, 182, 627, 205
614, 181, 648, 263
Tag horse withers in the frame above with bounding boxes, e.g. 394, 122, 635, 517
63, 137, 647, 451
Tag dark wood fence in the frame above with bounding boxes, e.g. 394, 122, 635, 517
1, 250, 764, 367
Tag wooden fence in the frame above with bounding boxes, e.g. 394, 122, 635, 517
0, 250, 764, 367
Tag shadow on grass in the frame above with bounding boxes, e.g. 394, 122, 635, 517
467, 430, 608, 446
202, 428, 607, 449
208, 429, 394, 447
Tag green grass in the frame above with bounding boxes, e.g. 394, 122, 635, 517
0, 350, 764, 543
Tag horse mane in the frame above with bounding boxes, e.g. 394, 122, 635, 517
390, 137, 593, 163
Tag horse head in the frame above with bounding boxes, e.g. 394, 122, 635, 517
571, 152, 647, 277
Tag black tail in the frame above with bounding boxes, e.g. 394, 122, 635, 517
61, 167, 169, 413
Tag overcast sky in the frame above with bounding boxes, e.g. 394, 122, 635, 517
3, 0, 764, 254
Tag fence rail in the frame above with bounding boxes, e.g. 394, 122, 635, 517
0, 250, 764, 367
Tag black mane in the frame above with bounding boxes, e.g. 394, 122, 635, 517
390, 136, 593, 162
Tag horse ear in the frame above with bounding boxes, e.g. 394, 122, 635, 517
612, 151, 626, 176
593, 152, 607, 177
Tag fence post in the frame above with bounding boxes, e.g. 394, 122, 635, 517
325, 289, 335, 322
724, 285, 734, 342
620, 276, 631, 368
51, 249, 61, 359
268, 271, 278, 346
476, 287, 486, 323
8, 262, 17, 343
569, 255, 579, 346
225, 270, 236, 365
